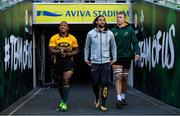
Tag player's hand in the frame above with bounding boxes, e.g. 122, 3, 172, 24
59, 49, 66, 57
110, 60, 116, 65
56, 48, 63, 54
64, 52, 72, 57
85, 61, 92, 66
135, 55, 141, 62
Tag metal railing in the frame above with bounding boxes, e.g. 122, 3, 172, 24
0, 0, 23, 10
145, 0, 180, 10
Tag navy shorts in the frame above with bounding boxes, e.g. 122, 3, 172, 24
114, 58, 132, 70
54, 60, 74, 75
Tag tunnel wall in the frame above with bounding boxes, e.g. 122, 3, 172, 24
132, 1, 180, 108
0, 1, 33, 111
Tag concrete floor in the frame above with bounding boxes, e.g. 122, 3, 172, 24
1, 82, 180, 115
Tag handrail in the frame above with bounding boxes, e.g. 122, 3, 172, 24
0, 0, 23, 10
145, 0, 180, 10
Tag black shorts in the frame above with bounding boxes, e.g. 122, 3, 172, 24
54, 60, 74, 75
114, 58, 132, 69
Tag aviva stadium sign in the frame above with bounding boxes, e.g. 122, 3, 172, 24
33, 3, 131, 24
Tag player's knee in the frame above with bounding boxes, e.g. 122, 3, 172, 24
113, 68, 123, 74
122, 73, 128, 78
63, 78, 70, 86
64, 71, 73, 78
115, 72, 123, 80
122, 75, 128, 82
113, 68, 123, 80
116, 74, 123, 80
122, 69, 128, 80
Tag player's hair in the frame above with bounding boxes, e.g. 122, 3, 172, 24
93, 15, 108, 29
60, 21, 69, 27
117, 11, 126, 18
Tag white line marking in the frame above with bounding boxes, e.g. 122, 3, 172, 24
8, 88, 42, 116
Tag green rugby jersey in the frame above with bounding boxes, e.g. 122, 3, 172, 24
111, 24, 140, 59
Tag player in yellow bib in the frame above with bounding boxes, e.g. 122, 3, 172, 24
49, 21, 79, 112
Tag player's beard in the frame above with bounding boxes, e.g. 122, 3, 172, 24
98, 24, 106, 30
